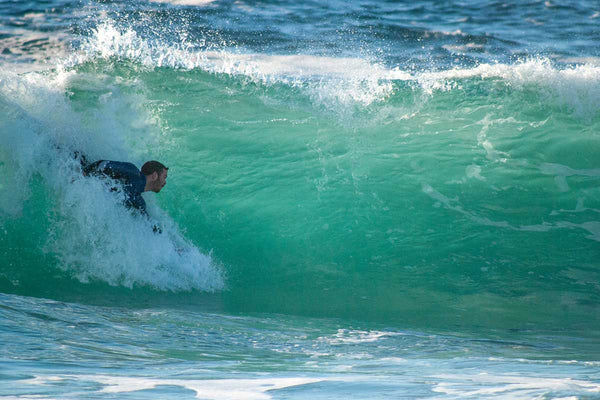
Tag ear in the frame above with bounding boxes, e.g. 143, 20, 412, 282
151, 171, 158, 180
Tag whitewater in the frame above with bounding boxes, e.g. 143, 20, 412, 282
1, 0, 600, 398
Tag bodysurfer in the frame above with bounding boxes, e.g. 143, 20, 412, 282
78, 155, 168, 231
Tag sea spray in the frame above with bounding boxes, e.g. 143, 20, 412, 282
0, 69, 224, 292
76, 20, 600, 119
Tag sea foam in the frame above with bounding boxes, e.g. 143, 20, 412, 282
0, 69, 224, 292
74, 21, 600, 117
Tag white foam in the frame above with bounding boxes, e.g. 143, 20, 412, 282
74, 21, 395, 107
475, 115, 510, 163
431, 373, 600, 398
466, 165, 485, 181
0, 69, 224, 291
423, 29, 468, 38
0, 397, 55, 400
556, 221, 600, 242
559, 57, 600, 66
234, 0, 255, 13
422, 182, 600, 242
318, 329, 405, 345
442, 43, 485, 53
540, 163, 600, 178
405, 59, 600, 116
25, 375, 326, 400
540, 163, 600, 193
74, 21, 600, 115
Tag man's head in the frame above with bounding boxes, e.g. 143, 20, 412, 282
142, 160, 168, 193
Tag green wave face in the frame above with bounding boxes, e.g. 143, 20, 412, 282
1, 56, 600, 333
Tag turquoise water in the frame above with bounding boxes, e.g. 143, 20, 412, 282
1, 0, 600, 398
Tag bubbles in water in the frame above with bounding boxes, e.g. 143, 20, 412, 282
0, 67, 224, 292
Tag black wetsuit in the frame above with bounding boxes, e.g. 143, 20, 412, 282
83, 160, 148, 216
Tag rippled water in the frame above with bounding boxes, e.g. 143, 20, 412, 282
1, 0, 600, 398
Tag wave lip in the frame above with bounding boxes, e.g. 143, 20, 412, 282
75, 21, 600, 114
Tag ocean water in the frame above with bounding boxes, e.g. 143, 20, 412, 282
1, 0, 600, 398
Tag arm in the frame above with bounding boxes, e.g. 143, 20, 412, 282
127, 194, 162, 234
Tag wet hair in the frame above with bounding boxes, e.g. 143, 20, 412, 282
141, 160, 168, 176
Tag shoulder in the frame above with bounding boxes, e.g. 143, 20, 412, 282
105, 161, 141, 175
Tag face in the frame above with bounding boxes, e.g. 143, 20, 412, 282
152, 169, 168, 193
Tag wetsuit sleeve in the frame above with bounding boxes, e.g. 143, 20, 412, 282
82, 160, 105, 176
128, 195, 148, 216
101, 162, 142, 182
